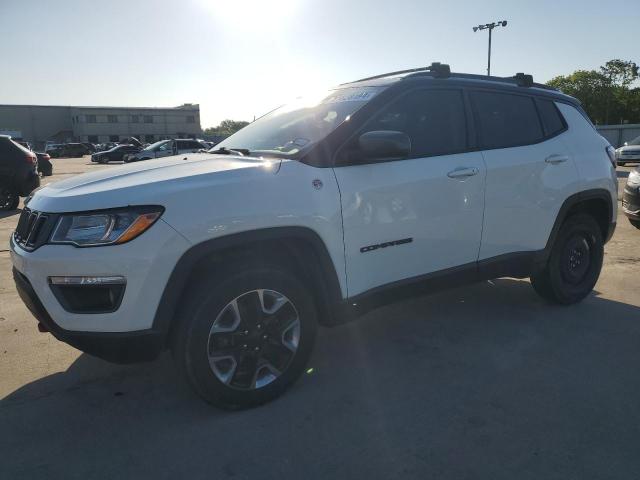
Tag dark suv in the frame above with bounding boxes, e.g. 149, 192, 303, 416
51, 143, 92, 158
0, 135, 40, 210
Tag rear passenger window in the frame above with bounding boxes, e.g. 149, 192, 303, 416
537, 99, 566, 136
362, 89, 467, 158
471, 91, 543, 149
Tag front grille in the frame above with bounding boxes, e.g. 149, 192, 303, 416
14, 208, 56, 251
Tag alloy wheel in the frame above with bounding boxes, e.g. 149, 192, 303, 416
207, 289, 301, 390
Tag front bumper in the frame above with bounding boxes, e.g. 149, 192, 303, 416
13, 267, 163, 363
9, 217, 191, 363
622, 184, 640, 220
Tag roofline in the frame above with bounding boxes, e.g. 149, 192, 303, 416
342, 64, 558, 92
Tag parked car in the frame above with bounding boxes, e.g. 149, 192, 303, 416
82, 142, 97, 153
51, 143, 92, 158
35, 152, 53, 176
91, 144, 142, 163
124, 139, 208, 162
11, 64, 618, 409
616, 135, 640, 166
0, 135, 40, 210
622, 166, 640, 229
16, 141, 53, 176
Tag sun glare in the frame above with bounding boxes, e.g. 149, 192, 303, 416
198, 0, 298, 28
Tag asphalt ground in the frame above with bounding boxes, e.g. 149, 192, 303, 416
1, 158, 639, 479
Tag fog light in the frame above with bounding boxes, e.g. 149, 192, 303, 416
48, 276, 126, 313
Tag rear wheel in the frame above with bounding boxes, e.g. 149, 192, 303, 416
172, 265, 318, 409
630, 219, 640, 230
531, 214, 604, 305
0, 187, 19, 211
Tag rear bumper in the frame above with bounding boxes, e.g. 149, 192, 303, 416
623, 185, 640, 220
13, 267, 164, 363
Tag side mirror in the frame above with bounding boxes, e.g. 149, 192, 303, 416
358, 130, 411, 161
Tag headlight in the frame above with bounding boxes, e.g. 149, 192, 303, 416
50, 206, 164, 247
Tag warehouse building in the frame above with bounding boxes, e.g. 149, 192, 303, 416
0, 103, 201, 149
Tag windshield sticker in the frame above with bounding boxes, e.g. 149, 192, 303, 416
322, 89, 379, 104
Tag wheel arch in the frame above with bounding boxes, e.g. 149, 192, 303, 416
540, 188, 615, 264
152, 226, 345, 343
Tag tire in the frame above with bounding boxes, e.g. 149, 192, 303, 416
172, 264, 318, 409
630, 219, 640, 230
531, 214, 604, 305
0, 187, 19, 211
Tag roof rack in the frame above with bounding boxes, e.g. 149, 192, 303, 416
345, 63, 557, 92
347, 62, 451, 84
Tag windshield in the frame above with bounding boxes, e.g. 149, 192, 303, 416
628, 135, 640, 146
143, 140, 170, 152
211, 87, 383, 157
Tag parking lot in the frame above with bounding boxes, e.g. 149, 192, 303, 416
1, 158, 639, 479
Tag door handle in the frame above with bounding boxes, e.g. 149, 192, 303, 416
447, 167, 479, 178
545, 154, 569, 164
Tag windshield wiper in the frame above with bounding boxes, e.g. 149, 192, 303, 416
209, 147, 251, 156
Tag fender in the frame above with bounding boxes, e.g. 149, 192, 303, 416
538, 188, 615, 262
151, 226, 345, 336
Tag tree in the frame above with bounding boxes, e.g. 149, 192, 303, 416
204, 119, 250, 137
547, 59, 640, 125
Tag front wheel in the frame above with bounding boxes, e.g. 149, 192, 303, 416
531, 214, 604, 305
0, 187, 19, 211
172, 265, 318, 409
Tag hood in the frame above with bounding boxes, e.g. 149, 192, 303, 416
28, 153, 282, 213
618, 145, 640, 153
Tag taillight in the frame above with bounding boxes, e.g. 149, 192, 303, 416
25, 153, 37, 165
606, 146, 616, 168
43, 154, 51, 160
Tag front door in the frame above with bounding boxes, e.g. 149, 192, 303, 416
333, 88, 486, 297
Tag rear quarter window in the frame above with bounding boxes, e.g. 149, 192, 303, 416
537, 99, 566, 136
471, 91, 544, 149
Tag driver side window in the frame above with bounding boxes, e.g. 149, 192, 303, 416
339, 89, 468, 164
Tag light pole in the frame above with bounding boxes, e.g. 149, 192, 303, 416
473, 21, 507, 76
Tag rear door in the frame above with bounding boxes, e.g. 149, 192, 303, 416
333, 88, 486, 297
471, 90, 579, 260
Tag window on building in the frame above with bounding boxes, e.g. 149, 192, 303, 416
85, 115, 96, 123
470, 91, 544, 149
88, 135, 99, 143
144, 115, 153, 124
109, 135, 119, 142
108, 115, 118, 123
131, 115, 139, 123
186, 115, 195, 123
145, 134, 155, 142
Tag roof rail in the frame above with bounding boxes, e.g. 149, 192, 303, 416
343, 64, 558, 92
346, 62, 451, 84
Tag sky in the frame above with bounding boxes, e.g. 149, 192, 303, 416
1, 0, 638, 128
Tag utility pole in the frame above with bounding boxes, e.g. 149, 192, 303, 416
473, 21, 508, 76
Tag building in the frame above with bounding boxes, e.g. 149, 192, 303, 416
0, 103, 201, 148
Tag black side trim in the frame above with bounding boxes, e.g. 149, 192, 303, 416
151, 227, 344, 334
13, 268, 163, 364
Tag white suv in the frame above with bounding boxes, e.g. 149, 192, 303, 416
10, 64, 618, 409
